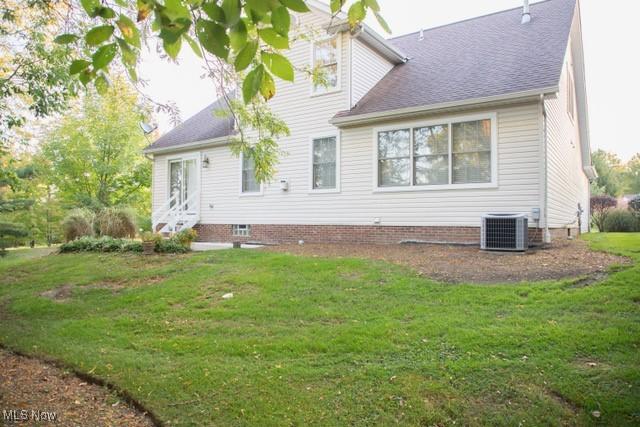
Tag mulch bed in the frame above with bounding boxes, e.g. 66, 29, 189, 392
266, 239, 630, 283
0, 349, 154, 426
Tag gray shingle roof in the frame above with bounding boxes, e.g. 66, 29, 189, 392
335, 0, 576, 120
145, 96, 234, 152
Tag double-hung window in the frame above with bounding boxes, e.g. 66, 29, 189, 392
376, 115, 495, 189
312, 136, 337, 190
241, 154, 260, 193
312, 36, 339, 94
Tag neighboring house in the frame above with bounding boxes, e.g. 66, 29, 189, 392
145, 0, 595, 245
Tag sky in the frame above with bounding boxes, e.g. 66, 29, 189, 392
139, 0, 640, 161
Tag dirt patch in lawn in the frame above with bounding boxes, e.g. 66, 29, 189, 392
0, 349, 155, 426
39, 285, 73, 302
266, 239, 630, 283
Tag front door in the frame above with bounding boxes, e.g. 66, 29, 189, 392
169, 157, 198, 211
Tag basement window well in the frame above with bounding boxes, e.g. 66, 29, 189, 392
232, 224, 251, 237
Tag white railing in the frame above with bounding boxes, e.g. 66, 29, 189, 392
152, 191, 200, 233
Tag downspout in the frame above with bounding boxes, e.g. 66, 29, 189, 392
540, 94, 551, 243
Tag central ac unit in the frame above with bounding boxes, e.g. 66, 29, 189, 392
481, 213, 528, 251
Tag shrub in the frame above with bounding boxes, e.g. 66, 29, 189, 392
62, 209, 95, 242
174, 228, 197, 247
590, 195, 617, 231
59, 236, 188, 254
603, 210, 639, 232
96, 207, 137, 238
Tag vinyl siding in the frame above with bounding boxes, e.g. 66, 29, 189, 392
350, 38, 394, 107
544, 38, 590, 232
152, 9, 543, 229
161, 103, 541, 227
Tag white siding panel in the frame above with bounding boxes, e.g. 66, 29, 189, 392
193, 103, 542, 227
350, 38, 394, 107
151, 9, 544, 230
545, 40, 590, 232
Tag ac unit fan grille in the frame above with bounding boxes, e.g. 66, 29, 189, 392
481, 214, 528, 251
485, 218, 518, 249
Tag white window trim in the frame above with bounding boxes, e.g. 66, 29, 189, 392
308, 133, 341, 194
309, 33, 342, 97
371, 112, 499, 193
238, 152, 264, 197
166, 153, 200, 203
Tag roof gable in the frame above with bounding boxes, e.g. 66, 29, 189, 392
145, 96, 234, 153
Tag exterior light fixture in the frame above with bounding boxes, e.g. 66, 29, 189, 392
202, 155, 210, 168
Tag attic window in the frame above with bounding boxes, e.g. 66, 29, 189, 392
312, 35, 340, 95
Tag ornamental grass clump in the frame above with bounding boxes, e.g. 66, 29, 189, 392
96, 207, 137, 238
62, 209, 95, 242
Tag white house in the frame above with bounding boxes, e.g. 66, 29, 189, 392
145, 0, 595, 246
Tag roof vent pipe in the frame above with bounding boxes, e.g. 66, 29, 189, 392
521, 0, 531, 24
418, 29, 424, 41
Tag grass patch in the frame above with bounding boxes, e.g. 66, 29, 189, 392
1, 235, 639, 426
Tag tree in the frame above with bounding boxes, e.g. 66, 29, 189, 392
0, 0, 81, 149
590, 195, 617, 232
0, 160, 34, 254
40, 77, 151, 212
49, 0, 387, 181
591, 150, 625, 197
622, 154, 640, 195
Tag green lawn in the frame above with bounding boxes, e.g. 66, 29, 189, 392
0, 234, 638, 426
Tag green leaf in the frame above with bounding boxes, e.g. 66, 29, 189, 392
280, 0, 310, 13
163, 0, 191, 20
80, 0, 101, 17
91, 43, 118, 70
271, 6, 290, 36
260, 70, 276, 101
183, 34, 202, 58
234, 40, 257, 71
69, 60, 91, 75
374, 11, 391, 33
348, 1, 366, 26
262, 52, 294, 82
330, 0, 344, 13
221, 0, 241, 27
117, 15, 141, 48
243, 64, 264, 103
229, 20, 247, 52
79, 68, 96, 86
116, 37, 137, 66
95, 73, 110, 95
195, 19, 229, 59
97, 7, 116, 19
245, 0, 270, 14
86, 25, 115, 46
363, 0, 380, 12
258, 28, 289, 49
164, 37, 182, 59
202, 1, 224, 22
54, 34, 79, 44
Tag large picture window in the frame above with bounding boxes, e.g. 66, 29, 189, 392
312, 36, 339, 94
376, 116, 495, 189
312, 136, 337, 190
241, 154, 260, 193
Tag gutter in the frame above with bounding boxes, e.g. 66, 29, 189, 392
327, 22, 407, 64
142, 135, 233, 155
330, 86, 559, 127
